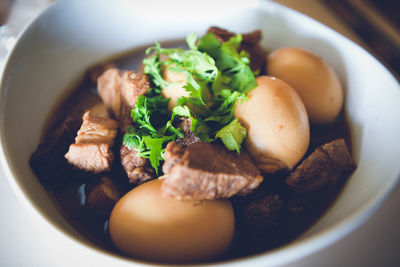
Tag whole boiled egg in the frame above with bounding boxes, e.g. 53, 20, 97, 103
267, 47, 343, 123
108, 179, 235, 263
235, 76, 310, 173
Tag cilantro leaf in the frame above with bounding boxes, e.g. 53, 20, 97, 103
143, 44, 169, 90
123, 94, 182, 174
171, 105, 191, 120
215, 119, 247, 153
143, 135, 175, 175
186, 33, 198, 50
198, 32, 257, 94
172, 105, 212, 142
125, 31, 258, 174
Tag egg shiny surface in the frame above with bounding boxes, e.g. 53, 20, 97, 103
108, 179, 235, 263
267, 47, 343, 123
235, 76, 310, 172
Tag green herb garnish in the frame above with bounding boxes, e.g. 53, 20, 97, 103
123, 31, 257, 172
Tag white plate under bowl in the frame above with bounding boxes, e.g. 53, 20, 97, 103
0, 0, 399, 266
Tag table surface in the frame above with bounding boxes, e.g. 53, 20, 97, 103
1, 1, 400, 266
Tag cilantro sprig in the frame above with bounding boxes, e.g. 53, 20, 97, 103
124, 31, 258, 173
123, 95, 183, 174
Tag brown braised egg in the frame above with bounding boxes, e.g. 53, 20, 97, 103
235, 76, 310, 173
267, 47, 343, 123
108, 179, 235, 263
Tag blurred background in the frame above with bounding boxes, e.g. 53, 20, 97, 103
275, 0, 400, 81
0, 0, 399, 266
0, 0, 399, 79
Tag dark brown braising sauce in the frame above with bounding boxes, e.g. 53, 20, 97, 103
36, 44, 353, 262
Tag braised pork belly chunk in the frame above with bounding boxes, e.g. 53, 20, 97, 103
86, 176, 121, 216
240, 193, 283, 230
120, 145, 155, 185
97, 68, 122, 122
65, 111, 118, 173
97, 68, 155, 181
89, 63, 117, 84
162, 142, 263, 200
162, 141, 186, 175
175, 117, 201, 147
286, 138, 356, 194
97, 68, 150, 130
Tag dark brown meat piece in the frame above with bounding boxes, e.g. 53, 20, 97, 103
120, 145, 155, 185
162, 141, 186, 174
65, 111, 118, 173
175, 117, 201, 147
97, 68, 154, 182
207, 26, 266, 72
86, 177, 121, 216
30, 116, 80, 187
120, 71, 150, 107
286, 138, 356, 194
162, 142, 263, 200
241, 193, 283, 229
97, 68, 150, 131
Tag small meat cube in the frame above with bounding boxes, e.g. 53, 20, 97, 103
65, 143, 114, 173
175, 117, 201, 147
286, 138, 356, 194
207, 26, 266, 72
88, 103, 110, 118
86, 177, 121, 216
241, 193, 283, 229
89, 63, 117, 84
30, 116, 80, 187
120, 71, 150, 108
120, 145, 155, 185
75, 111, 119, 146
65, 111, 118, 173
97, 68, 150, 130
162, 141, 186, 174
119, 71, 151, 130
97, 68, 122, 121
162, 142, 263, 200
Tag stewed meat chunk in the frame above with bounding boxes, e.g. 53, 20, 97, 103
162, 141, 186, 174
97, 68, 154, 182
74, 111, 119, 146
286, 138, 356, 193
120, 145, 155, 185
86, 176, 121, 216
97, 68, 150, 130
162, 142, 263, 200
241, 193, 283, 229
89, 63, 117, 84
65, 111, 118, 173
175, 117, 201, 148
120, 71, 150, 108
97, 68, 122, 120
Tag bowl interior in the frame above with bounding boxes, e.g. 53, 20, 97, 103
1, 0, 400, 265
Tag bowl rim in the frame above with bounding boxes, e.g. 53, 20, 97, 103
0, 0, 400, 266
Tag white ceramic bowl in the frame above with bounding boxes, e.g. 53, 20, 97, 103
1, 0, 399, 266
